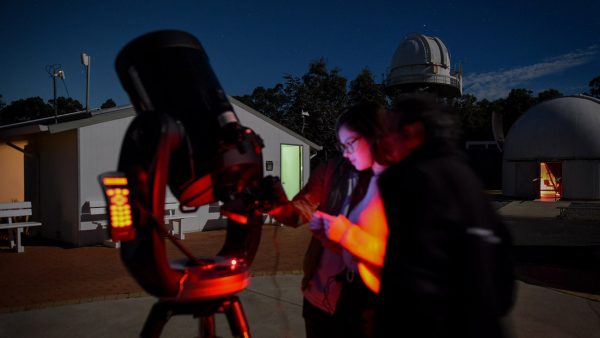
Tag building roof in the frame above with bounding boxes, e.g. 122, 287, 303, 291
229, 97, 322, 150
0, 99, 322, 150
504, 95, 600, 160
0, 107, 135, 142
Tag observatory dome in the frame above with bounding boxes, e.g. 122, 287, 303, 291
504, 95, 600, 160
386, 33, 462, 97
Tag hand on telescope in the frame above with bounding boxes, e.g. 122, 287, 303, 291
255, 176, 288, 213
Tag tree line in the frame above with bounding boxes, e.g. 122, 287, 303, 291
1, 59, 599, 166
236, 59, 600, 165
0, 96, 117, 125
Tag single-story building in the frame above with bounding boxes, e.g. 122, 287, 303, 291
0, 97, 321, 246
503, 95, 600, 200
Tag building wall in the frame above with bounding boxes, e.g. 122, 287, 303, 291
76, 116, 214, 241
504, 159, 600, 200
0, 103, 314, 246
69, 104, 312, 244
502, 161, 538, 198
234, 105, 311, 187
502, 161, 516, 197
0, 140, 27, 203
78, 117, 134, 245
563, 160, 600, 200
36, 130, 79, 245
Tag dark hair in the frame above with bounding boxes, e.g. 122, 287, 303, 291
387, 94, 460, 147
335, 101, 387, 152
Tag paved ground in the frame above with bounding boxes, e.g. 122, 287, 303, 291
0, 199, 599, 337
0, 225, 311, 312
0, 274, 307, 338
1, 276, 599, 338
499, 200, 600, 297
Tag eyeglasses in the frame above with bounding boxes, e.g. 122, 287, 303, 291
337, 136, 362, 154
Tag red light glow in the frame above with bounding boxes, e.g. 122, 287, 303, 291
221, 210, 248, 224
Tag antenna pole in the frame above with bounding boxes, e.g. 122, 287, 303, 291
81, 53, 91, 112
53, 72, 57, 122
47, 64, 64, 124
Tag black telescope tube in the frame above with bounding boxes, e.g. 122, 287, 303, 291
115, 30, 241, 192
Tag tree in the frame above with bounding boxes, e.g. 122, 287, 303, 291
348, 68, 386, 106
454, 94, 491, 141
0, 94, 5, 111
0, 97, 52, 125
235, 84, 289, 122
50, 96, 83, 114
236, 59, 350, 165
502, 88, 535, 134
101, 99, 117, 109
283, 58, 348, 163
0, 96, 84, 125
238, 60, 567, 166
536, 89, 562, 103
589, 75, 600, 98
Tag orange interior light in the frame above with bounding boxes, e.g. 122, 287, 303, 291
539, 162, 561, 201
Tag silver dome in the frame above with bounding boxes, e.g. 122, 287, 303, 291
504, 95, 600, 160
386, 33, 462, 97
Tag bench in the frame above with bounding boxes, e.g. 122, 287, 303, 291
163, 199, 197, 240
87, 200, 120, 248
86, 198, 197, 246
0, 202, 42, 253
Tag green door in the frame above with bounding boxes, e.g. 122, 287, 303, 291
280, 144, 303, 199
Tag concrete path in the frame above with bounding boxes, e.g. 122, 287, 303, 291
1, 275, 599, 338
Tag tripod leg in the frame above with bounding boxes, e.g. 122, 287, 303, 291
141, 302, 172, 338
224, 296, 251, 338
199, 315, 217, 338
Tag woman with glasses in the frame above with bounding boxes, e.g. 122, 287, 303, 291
268, 106, 373, 337
311, 101, 389, 338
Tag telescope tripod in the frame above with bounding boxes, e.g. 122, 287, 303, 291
141, 295, 250, 338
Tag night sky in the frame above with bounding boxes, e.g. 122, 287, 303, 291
1, 0, 599, 108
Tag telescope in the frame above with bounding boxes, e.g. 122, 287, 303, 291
99, 30, 287, 338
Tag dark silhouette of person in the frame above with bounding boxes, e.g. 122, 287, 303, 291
374, 94, 515, 338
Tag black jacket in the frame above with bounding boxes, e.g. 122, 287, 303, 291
375, 143, 515, 338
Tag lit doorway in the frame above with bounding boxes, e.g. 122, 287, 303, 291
539, 162, 562, 201
280, 144, 303, 199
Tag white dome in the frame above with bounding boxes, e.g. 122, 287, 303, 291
391, 33, 450, 69
386, 33, 462, 97
504, 95, 600, 160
